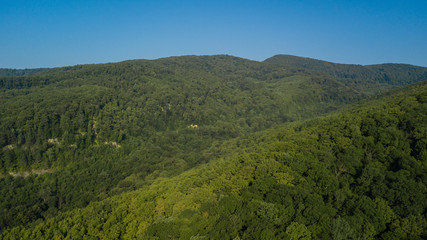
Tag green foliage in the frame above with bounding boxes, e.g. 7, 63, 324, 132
286, 222, 312, 240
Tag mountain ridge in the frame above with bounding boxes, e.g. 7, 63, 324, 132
3, 53, 426, 73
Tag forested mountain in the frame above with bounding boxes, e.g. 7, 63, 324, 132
0, 68, 50, 77
265, 55, 427, 94
0, 55, 426, 239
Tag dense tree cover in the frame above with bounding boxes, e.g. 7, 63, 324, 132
0, 68, 50, 77
265, 54, 427, 94
0, 55, 426, 238
0, 55, 365, 231
2, 78, 426, 240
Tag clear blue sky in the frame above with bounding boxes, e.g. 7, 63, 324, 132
1, 0, 426, 68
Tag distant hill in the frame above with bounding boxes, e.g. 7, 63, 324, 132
265, 54, 427, 94
0, 68, 50, 77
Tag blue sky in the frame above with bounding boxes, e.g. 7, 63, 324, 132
1, 0, 426, 68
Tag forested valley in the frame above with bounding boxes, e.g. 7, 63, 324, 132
0, 55, 426, 239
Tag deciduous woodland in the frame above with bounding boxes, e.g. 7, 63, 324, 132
0, 55, 426, 239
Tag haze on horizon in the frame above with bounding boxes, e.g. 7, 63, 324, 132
1, 0, 426, 69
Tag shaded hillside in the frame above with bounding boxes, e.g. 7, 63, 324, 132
265, 54, 427, 94
0, 68, 50, 77
2, 79, 426, 239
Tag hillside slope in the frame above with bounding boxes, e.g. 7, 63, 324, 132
0, 55, 426, 237
2, 79, 426, 239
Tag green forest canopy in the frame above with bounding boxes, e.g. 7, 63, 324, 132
0, 55, 426, 239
